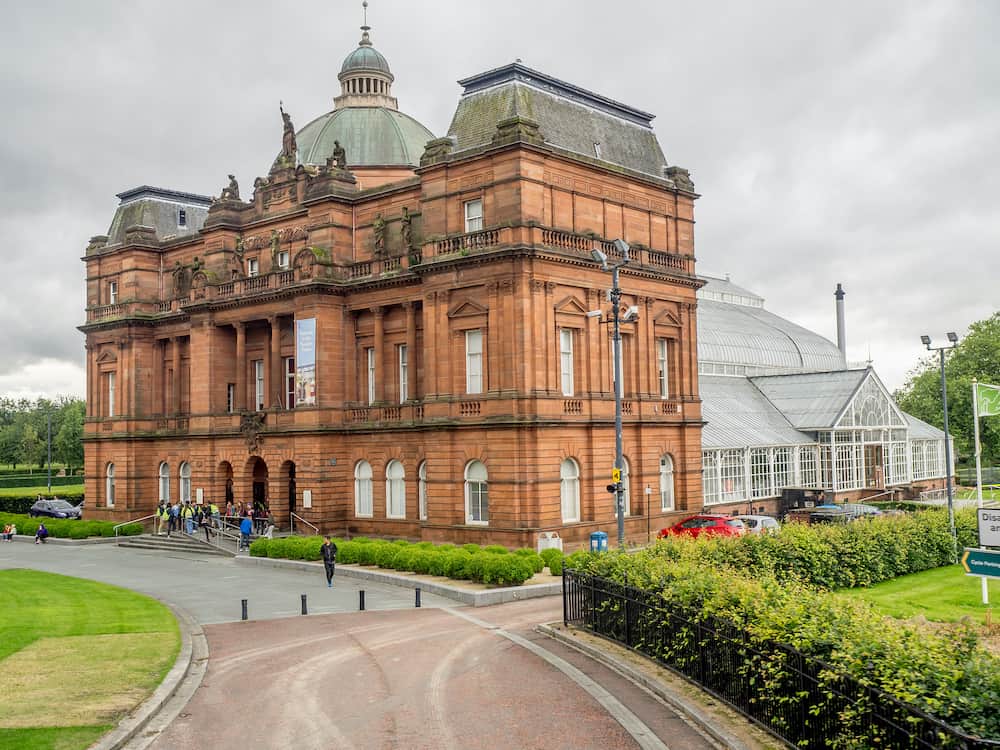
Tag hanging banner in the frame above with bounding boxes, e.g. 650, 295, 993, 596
295, 318, 316, 406
976, 382, 1000, 417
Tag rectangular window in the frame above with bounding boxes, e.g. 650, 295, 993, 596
284, 357, 295, 409
702, 451, 720, 505
277, 250, 289, 269
720, 448, 746, 502
226, 383, 236, 413
107, 372, 116, 417
559, 329, 574, 396
465, 330, 483, 394
464, 198, 483, 233
253, 360, 265, 410
366, 347, 376, 405
108, 281, 118, 305
656, 339, 669, 398
398, 345, 408, 403
750, 448, 771, 499
247, 258, 259, 277
178, 209, 187, 227
774, 447, 793, 490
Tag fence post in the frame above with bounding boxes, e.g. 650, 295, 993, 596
301, 594, 308, 615
359, 590, 365, 611
562, 569, 568, 626
623, 573, 632, 648
415, 587, 421, 608
241, 599, 248, 621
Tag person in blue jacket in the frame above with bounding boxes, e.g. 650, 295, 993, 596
239, 515, 252, 550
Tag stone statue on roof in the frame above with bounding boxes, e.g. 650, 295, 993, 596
332, 140, 347, 169
279, 102, 297, 160
400, 206, 412, 250
219, 174, 240, 201
372, 213, 386, 255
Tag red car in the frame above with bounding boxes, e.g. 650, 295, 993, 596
657, 514, 746, 539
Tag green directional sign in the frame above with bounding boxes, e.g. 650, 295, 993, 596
961, 548, 1000, 579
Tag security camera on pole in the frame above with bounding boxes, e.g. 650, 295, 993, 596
590, 239, 632, 549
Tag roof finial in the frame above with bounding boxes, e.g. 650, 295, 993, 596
360, 1, 372, 46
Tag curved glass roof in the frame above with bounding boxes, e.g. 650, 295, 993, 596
697, 277, 846, 374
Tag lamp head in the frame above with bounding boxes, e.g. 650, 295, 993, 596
612, 238, 631, 262
591, 247, 608, 269
947, 331, 959, 344
920, 335, 931, 347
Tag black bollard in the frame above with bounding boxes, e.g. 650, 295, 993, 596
359, 589, 366, 611
415, 587, 421, 608
301, 593, 308, 615
241, 598, 248, 621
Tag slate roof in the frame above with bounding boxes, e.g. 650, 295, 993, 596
700, 375, 814, 448
105, 186, 211, 245
749, 369, 870, 430
447, 63, 669, 179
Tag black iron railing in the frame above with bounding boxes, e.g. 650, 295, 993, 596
563, 570, 1000, 750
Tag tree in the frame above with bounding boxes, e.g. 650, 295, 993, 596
54, 401, 85, 470
18, 423, 44, 469
896, 312, 1000, 463
0, 424, 19, 469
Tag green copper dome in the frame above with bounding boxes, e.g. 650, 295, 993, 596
295, 107, 435, 168
341, 44, 392, 76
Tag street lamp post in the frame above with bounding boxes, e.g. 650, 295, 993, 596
921, 332, 959, 560
592, 239, 632, 548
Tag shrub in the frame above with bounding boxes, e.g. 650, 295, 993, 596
0, 512, 135, 539
375, 543, 402, 568
336, 540, 363, 564
461, 543, 481, 554
426, 550, 451, 576
443, 550, 473, 579
514, 548, 544, 573
391, 546, 420, 571
409, 549, 437, 575
479, 555, 534, 586
357, 541, 387, 566
540, 548, 564, 576
483, 544, 509, 555
249, 538, 270, 557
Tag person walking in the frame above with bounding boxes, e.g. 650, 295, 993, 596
159, 503, 171, 536
239, 515, 252, 551
320, 536, 338, 587
168, 502, 178, 535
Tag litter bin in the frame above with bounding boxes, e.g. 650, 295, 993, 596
589, 531, 608, 552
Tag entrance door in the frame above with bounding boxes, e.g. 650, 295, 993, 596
253, 481, 267, 511
864, 445, 884, 488
288, 464, 296, 517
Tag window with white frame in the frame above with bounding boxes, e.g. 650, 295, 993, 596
158, 462, 170, 504
702, 450, 720, 504
179, 462, 191, 504
109, 280, 118, 305
890, 441, 908, 485
720, 448, 745, 501
386, 460, 406, 519
277, 250, 289, 269
620, 457, 631, 516
106, 463, 116, 507
247, 258, 259, 277
464, 198, 483, 232
559, 329, 574, 396
560, 458, 580, 522
750, 448, 771, 499
366, 348, 376, 404
418, 461, 427, 521
774, 447, 793, 490
656, 339, 669, 399
354, 460, 373, 517
227, 383, 236, 413
107, 372, 116, 417
465, 460, 488, 524
465, 330, 483, 394
284, 357, 295, 409
798, 445, 819, 488
253, 360, 265, 410
398, 345, 408, 403
659, 454, 674, 511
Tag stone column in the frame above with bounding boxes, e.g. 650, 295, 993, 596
269, 316, 282, 409
171, 337, 181, 415
404, 301, 417, 400
373, 307, 384, 403
235, 322, 246, 411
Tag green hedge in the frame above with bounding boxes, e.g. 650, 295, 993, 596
0, 512, 141, 539
250, 536, 542, 587
539, 547, 564, 576
565, 507, 1000, 739
0, 489, 85, 511
0, 475, 84, 489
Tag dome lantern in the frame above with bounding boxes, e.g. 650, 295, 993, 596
335, 2, 397, 110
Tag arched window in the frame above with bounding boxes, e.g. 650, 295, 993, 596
179, 462, 191, 504
355, 460, 373, 517
465, 460, 488, 524
106, 463, 116, 507
158, 462, 170, 504
621, 457, 631, 516
659, 454, 675, 511
386, 460, 406, 519
418, 461, 428, 521
560, 458, 580, 523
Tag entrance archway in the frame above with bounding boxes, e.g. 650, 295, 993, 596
246, 456, 269, 518
217, 461, 234, 515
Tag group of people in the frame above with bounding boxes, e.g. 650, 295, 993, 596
156, 499, 274, 546
2, 521, 49, 543
1, 523, 16, 541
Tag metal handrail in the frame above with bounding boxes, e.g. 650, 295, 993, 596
113, 513, 157, 540
859, 489, 899, 504
290, 513, 318, 535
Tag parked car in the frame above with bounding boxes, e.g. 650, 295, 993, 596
736, 514, 780, 534
28, 498, 83, 519
840, 503, 882, 520
657, 514, 746, 539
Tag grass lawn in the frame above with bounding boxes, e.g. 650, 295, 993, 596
0, 485, 84, 498
957, 487, 1000, 502
839, 564, 1000, 624
0, 570, 179, 750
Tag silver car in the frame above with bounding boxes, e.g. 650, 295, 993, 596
736, 515, 781, 534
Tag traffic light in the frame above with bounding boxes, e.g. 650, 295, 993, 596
606, 482, 622, 494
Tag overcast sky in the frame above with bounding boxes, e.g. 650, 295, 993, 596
1, 0, 997, 400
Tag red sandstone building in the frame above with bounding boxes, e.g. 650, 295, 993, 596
81, 24, 704, 546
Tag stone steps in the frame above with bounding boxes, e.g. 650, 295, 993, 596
117, 533, 236, 558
